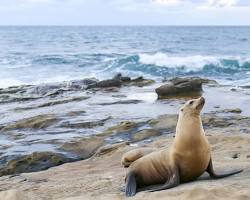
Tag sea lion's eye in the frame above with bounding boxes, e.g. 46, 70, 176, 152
189, 101, 194, 105
181, 108, 184, 112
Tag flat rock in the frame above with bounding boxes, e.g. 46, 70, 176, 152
59, 137, 105, 159
2, 114, 59, 131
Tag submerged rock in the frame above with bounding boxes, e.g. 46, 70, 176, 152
2, 114, 59, 131
59, 117, 111, 129
97, 99, 142, 106
0, 152, 71, 177
156, 77, 204, 98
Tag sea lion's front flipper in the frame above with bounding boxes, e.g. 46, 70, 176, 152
148, 168, 180, 193
125, 171, 137, 197
206, 159, 243, 179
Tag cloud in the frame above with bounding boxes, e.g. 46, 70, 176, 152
207, 0, 238, 7
152, 0, 183, 7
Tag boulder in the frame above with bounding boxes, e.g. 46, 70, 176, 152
156, 77, 204, 98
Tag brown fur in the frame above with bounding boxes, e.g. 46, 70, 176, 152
125, 97, 211, 186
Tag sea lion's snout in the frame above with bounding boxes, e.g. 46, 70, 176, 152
196, 96, 205, 110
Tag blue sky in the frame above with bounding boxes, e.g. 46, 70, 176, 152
0, 0, 250, 25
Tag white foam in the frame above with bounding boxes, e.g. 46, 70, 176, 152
139, 53, 221, 71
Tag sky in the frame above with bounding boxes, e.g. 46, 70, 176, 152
0, 0, 250, 25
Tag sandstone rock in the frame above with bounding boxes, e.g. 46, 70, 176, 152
59, 137, 105, 159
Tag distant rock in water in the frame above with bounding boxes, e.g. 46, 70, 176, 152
155, 77, 216, 99
87, 73, 155, 89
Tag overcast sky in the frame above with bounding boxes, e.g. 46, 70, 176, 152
0, 0, 250, 25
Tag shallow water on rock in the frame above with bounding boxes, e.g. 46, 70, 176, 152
0, 77, 250, 176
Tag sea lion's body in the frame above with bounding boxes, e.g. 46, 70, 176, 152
124, 97, 243, 196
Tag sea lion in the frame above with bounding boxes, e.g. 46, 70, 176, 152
124, 97, 243, 197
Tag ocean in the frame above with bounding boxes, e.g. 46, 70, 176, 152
1, 26, 250, 88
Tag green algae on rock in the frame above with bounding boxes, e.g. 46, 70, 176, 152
0, 152, 71, 177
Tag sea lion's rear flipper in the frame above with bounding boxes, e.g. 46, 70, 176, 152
148, 168, 180, 193
206, 159, 243, 179
125, 171, 137, 197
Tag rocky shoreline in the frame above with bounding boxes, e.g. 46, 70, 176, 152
0, 74, 250, 199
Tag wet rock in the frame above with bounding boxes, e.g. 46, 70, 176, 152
59, 117, 111, 129
87, 79, 122, 89
0, 152, 71, 177
66, 110, 86, 117
149, 114, 178, 132
113, 73, 131, 82
166, 77, 217, 85
202, 114, 234, 128
101, 121, 138, 136
68, 78, 98, 89
16, 96, 90, 111
156, 77, 204, 98
219, 108, 242, 114
2, 114, 59, 131
98, 99, 142, 106
132, 129, 160, 142
59, 137, 105, 159
95, 142, 128, 157
0, 94, 40, 104
126, 76, 155, 87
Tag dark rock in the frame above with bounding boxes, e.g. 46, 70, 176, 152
218, 108, 242, 114
97, 99, 142, 106
87, 79, 122, 89
15, 96, 90, 111
0, 152, 71, 177
127, 76, 155, 87
156, 77, 203, 98
113, 73, 131, 82
2, 114, 59, 131
59, 117, 111, 129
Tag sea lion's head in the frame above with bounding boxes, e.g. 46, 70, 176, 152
180, 97, 205, 116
